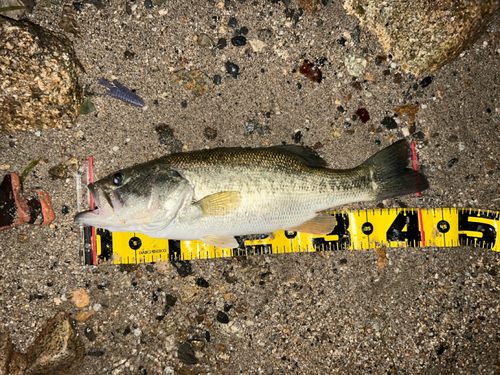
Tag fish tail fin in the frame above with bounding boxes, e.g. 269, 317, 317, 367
362, 140, 429, 200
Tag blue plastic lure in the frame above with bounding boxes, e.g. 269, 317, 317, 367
98, 78, 145, 108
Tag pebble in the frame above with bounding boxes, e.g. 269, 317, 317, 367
123, 50, 135, 59
134, 328, 142, 337
225, 61, 239, 79
356, 108, 370, 123
155, 124, 176, 145
228, 17, 238, 28
165, 294, 177, 306
292, 130, 303, 144
197, 33, 214, 47
216, 311, 229, 324
75, 310, 95, 323
345, 54, 367, 77
448, 158, 459, 168
231, 35, 247, 46
244, 119, 270, 136
93, 303, 102, 312
49, 164, 68, 179
181, 100, 187, 108
299, 60, 322, 83
240, 26, 248, 35
178, 343, 198, 365
420, 76, 433, 88
214, 38, 227, 49
144, 0, 153, 8
71, 289, 90, 308
351, 25, 361, 45
196, 277, 210, 288
172, 260, 193, 277
249, 39, 266, 52
381, 116, 398, 129
17, 234, 29, 243
85, 326, 97, 341
191, 340, 205, 352
112, 146, 119, 152
213, 75, 222, 85
203, 127, 218, 140
258, 28, 272, 41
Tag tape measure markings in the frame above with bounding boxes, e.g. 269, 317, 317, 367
80, 207, 500, 265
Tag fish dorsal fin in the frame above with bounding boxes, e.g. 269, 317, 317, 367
270, 145, 328, 168
286, 213, 337, 235
201, 235, 239, 248
196, 191, 241, 217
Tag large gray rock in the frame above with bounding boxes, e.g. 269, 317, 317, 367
0, 15, 83, 133
344, 0, 500, 76
0, 312, 85, 375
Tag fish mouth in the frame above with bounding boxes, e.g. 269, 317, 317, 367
74, 184, 117, 225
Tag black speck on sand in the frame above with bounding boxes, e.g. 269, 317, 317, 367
1, 1, 499, 374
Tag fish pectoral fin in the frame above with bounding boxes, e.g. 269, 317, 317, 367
201, 235, 239, 249
196, 191, 241, 217
286, 213, 337, 235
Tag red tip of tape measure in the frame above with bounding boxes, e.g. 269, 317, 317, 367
411, 142, 426, 247
88, 156, 97, 265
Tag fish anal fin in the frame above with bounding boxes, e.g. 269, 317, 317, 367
201, 235, 239, 249
196, 191, 241, 217
286, 213, 336, 235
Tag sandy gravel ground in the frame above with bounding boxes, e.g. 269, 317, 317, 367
1, 0, 499, 374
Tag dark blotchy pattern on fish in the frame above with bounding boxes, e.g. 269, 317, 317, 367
98, 78, 145, 107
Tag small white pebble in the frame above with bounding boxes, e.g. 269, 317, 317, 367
402, 127, 410, 137
390, 62, 397, 69
61, 294, 67, 302
134, 328, 142, 337
459, 142, 465, 151
112, 146, 119, 152
338, 72, 343, 78
93, 303, 102, 311
421, 104, 427, 109
126, 138, 131, 142
35, 131, 41, 137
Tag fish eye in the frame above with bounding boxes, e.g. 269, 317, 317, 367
112, 172, 123, 185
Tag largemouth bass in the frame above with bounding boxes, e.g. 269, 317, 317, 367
75, 141, 428, 248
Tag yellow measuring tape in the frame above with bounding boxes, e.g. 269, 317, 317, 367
81, 207, 499, 265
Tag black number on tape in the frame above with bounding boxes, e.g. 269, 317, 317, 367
168, 240, 182, 261
386, 211, 421, 246
312, 213, 351, 251
458, 210, 498, 249
96, 228, 113, 261
437, 220, 450, 233
129, 236, 142, 250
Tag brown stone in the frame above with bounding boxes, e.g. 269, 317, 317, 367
0, 16, 83, 133
0, 330, 14, 375
25, 311, 85, 375
344, 0, 500, 76
8, 351, 28, 375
